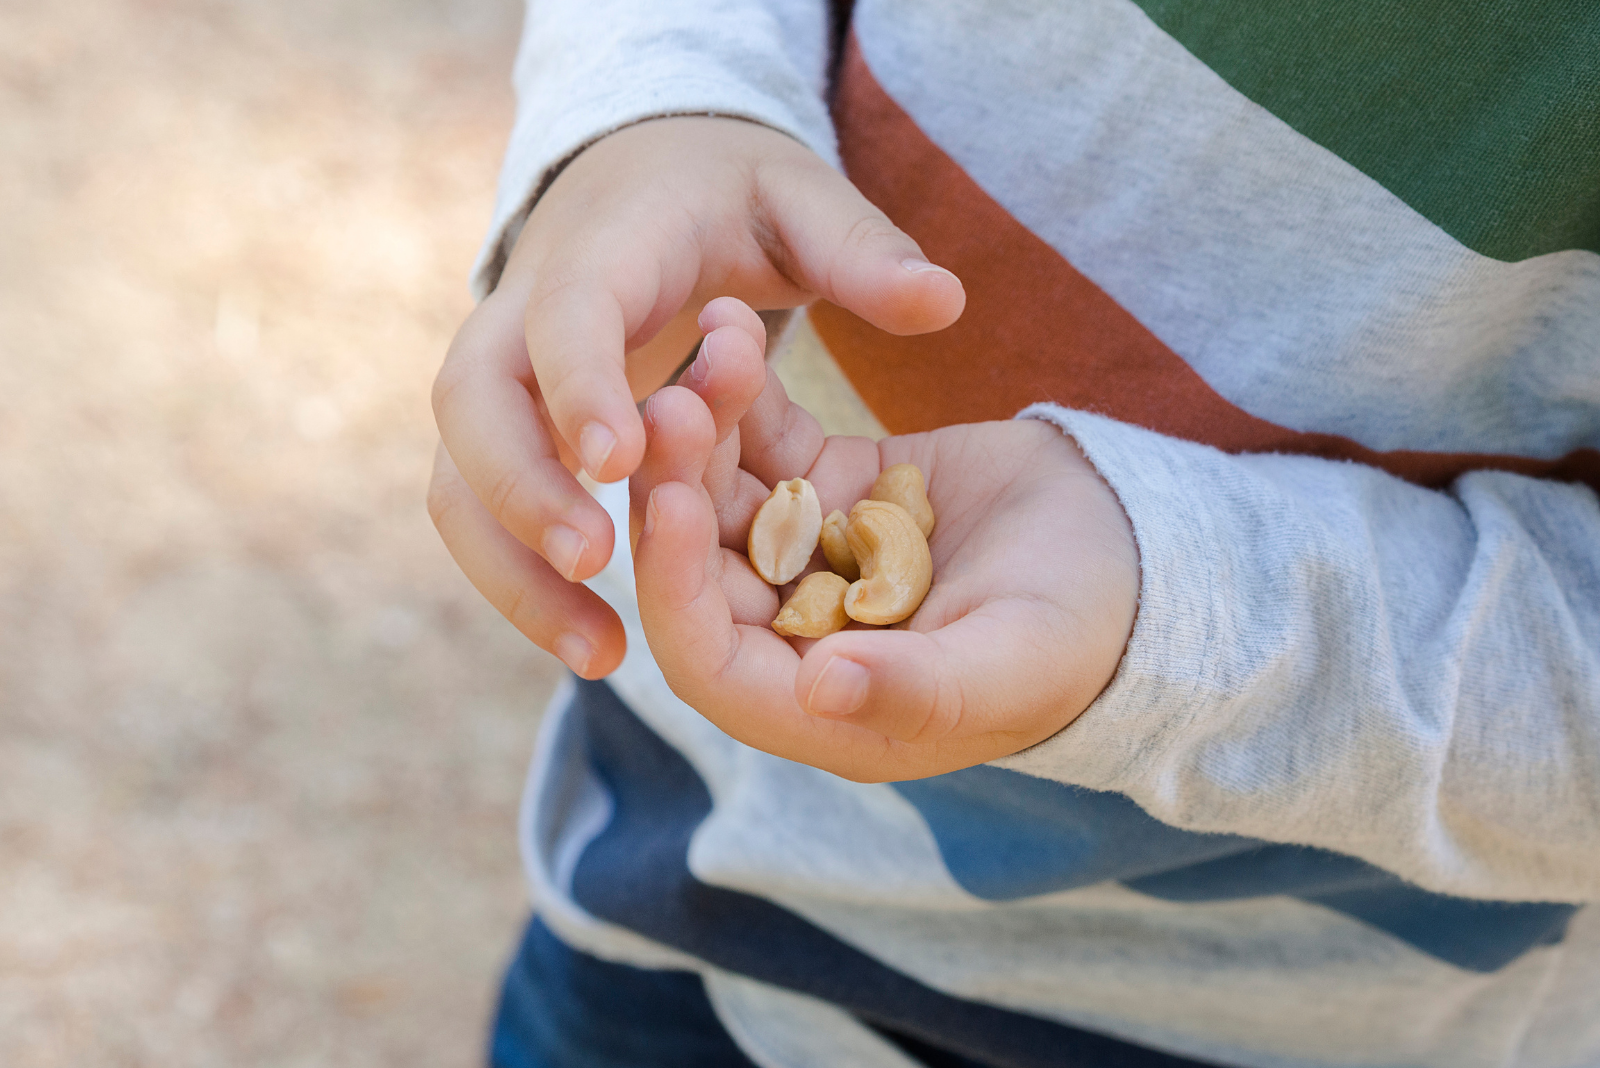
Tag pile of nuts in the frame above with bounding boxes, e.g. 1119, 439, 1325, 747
746, 464, 935, 638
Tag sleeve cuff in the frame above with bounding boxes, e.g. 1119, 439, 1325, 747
989, 404, 1231, 793
469, 15, 838, 298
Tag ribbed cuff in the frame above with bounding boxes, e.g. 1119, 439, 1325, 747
471, 77, 838, 298
990, 404, 1225, 794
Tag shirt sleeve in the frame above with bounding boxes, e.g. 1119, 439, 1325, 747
998, 403, 1600, 905
470, 0, 839, 297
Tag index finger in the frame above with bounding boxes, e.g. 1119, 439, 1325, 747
521, 277, 647, 482
511, 188, 711, 484
432, 288, 617, 584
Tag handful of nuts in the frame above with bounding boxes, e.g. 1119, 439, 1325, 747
747, 464, 935, 638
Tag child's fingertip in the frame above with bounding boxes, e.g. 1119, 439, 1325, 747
579, 420, 618, 480
804, 655, 872, 717
554, 631, 595, 677
697, 296, 733, 332
900, 257, 955, 278
643, 487, 660, 537
685, 337, 713, 387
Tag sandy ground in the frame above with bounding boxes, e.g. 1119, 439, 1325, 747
0, 1, 883, 1064
0, 1, 557, 1063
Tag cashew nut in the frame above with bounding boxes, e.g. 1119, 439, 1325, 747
747, 477, 822, 585
772, 571, 851, 638
819, 509, 860, 582
869, 463, 934, 538
842, 499, 932, 625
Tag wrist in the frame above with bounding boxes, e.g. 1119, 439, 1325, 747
1014, 407, 1141, 726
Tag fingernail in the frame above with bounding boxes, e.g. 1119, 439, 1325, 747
901, 258, 954, 277
579, 422, 616, 479
806, 656, 870, 716
642, 488, 660, 536
542, 524, 588, 582
554, 632, 594, 677
685, 339, 713, 386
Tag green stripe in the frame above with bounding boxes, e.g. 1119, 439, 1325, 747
1129, 0, 1600, 261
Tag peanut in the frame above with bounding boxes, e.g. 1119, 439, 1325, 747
869, 463, 934, 538
747, 477, 822, 585
772, 571, 851, 638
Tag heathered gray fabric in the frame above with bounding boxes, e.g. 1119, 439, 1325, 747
853, 0, 1600, 457
469, 0, 836, 298
1006, 406, 1600, 905
477, 1, 1600, 1064
518, 470, 1600, 1068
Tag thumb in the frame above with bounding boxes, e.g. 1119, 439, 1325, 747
759, 159, 965, 336
792, 602, 1090, 753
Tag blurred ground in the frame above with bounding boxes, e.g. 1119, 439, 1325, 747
0, 0, 554, 1064
0, 1, 882, 1064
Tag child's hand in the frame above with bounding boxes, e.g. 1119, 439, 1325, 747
632, 301, 1140, 782
428, 117, 965, 678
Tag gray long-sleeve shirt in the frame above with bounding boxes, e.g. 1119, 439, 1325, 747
477, 1, 1600, 1065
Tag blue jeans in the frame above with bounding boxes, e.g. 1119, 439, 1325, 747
489, 916, 999, 1068
489, 917, 758, 1068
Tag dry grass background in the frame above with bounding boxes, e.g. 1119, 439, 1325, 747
0, 0, 563, 1063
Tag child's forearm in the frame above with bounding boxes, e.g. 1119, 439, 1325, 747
1002, 405, 1600, 905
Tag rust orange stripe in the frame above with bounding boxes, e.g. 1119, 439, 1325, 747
810, 35, 1600, 495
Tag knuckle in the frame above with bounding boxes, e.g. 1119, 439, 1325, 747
841, 213, 904, 254
524, 272, 585, 318
430, 362, 468, 420
900, 665, 964, 745
827, 214, 912, 302
501, 583, 545, 638
705, 631, 742, 687
485, 466, 530, 525
538, 358, 588, 420
425, 477, 459, 532
524, 243, 629, 326
932, 669, 968, 738
670, 606, 736, 682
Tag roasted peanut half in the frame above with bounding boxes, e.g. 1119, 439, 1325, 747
843, 499, 932, 625
819, 509, 860, 582
772, 571, 851, 638
747, 477, 822, 585
869, 463, 934, 538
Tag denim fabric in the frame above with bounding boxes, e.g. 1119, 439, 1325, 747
489, 916, 759, 1068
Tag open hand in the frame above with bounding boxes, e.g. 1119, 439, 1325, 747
427, 117, 964, 678
632, 300, 1139, 782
